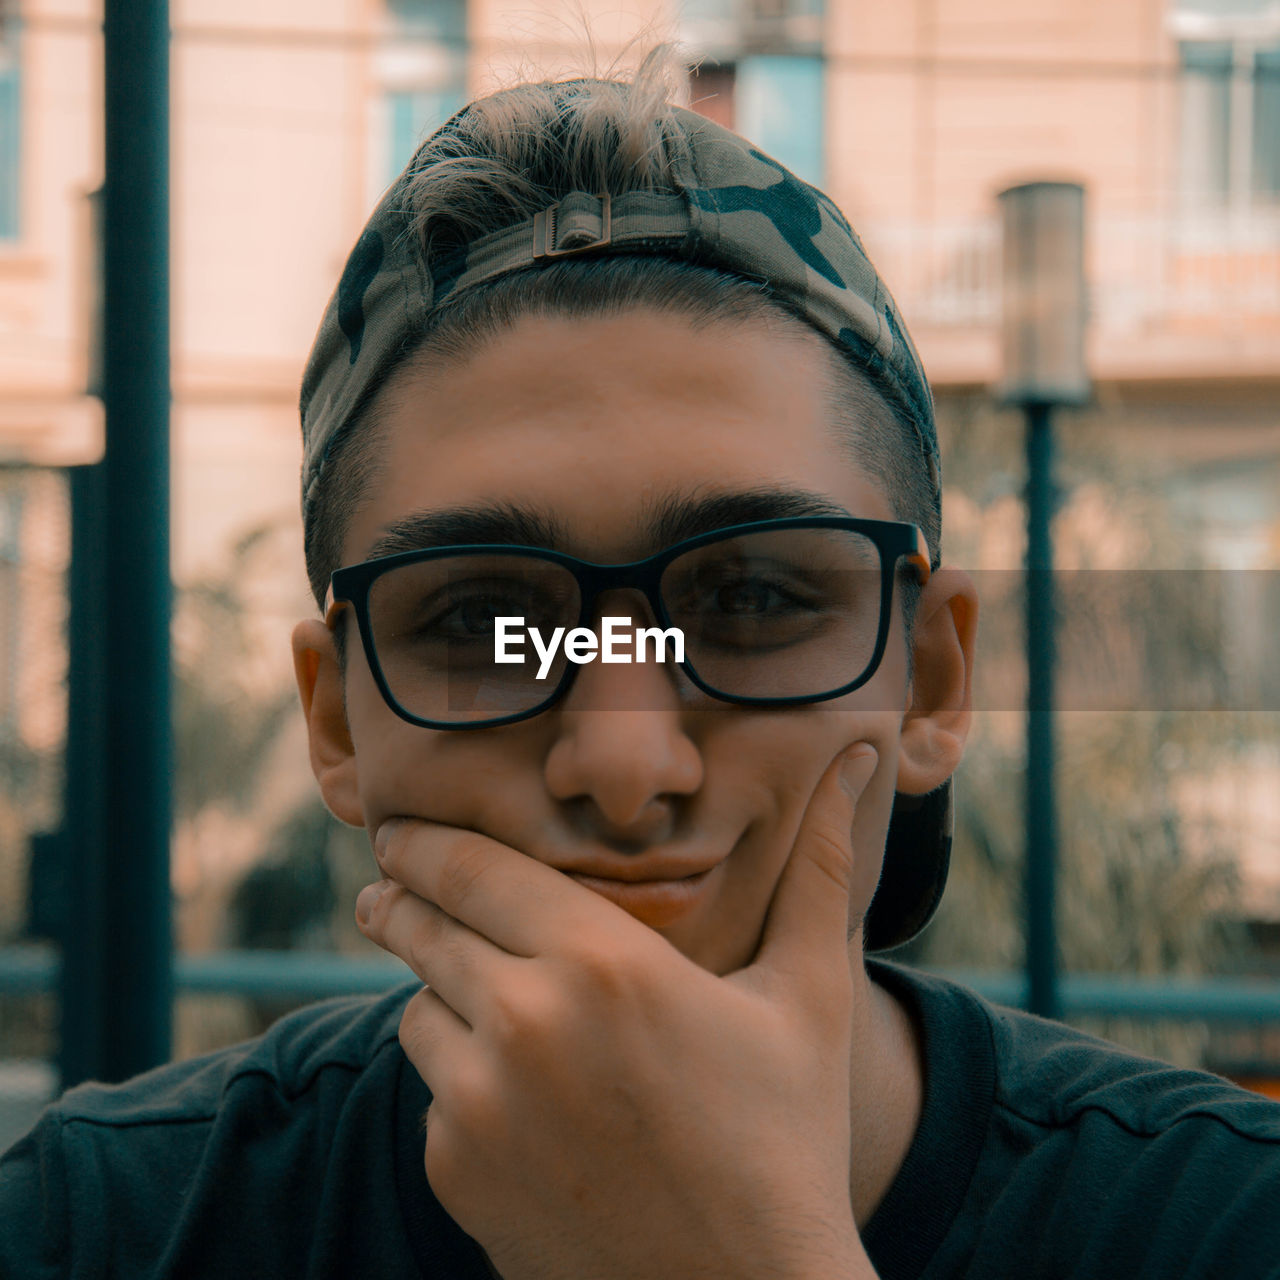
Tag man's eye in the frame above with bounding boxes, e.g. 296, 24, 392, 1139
412, 582, 567, 641
710, 579, 807, 616
428, 597, 507, 638
674, 571, 819, 619
671, 574, 828, 648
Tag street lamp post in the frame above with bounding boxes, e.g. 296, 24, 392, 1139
997, 181, 1090, 1021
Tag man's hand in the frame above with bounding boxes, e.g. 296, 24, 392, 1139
356, 746, 881, 1280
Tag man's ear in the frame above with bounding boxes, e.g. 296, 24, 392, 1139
291, 618, 365, 828
897, 566, 979, 796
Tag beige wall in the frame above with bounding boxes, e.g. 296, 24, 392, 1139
168, 0, 375, 577
3, 0, 1276, 566
825, 0, 1278, 383
828, 0, 1176, 222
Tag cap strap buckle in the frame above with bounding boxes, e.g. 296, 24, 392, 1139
532, 192, 613, 261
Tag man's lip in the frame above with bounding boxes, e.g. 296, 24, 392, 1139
554, 858, 725, 884
565, 865, 720, 927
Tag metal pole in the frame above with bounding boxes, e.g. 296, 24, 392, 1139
98, 0, 172, 1079
58, 465, 108, 1090
1025, 400, 1060, 1020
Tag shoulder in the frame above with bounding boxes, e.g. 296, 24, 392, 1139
980, 990, 1280, 1277
50, 980, 419, 1132
980, 989, 1280, 1147
871, 960, 1280, 1279
1, 982, 423, 1280
873, 957, 1280, 1145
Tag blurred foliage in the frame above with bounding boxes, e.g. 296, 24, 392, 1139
226, 797, 374, 957
0, 466, 68, 949
169, 524, 378, 1054
169, 521, 374, 959
229, 800, 337, 951
173, 526, 297, 820
223, 796, 377, 1040
895, 395, 1265, 1066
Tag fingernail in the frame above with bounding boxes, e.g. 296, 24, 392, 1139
356, 879, 391, 925
374, 817, 404, 863
840, 747, 878, 801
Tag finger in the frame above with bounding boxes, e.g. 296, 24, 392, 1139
374, 819, 648, 957
749, 745, 878, 983
398, 982, 470, 1093
357, 877, 506, 1025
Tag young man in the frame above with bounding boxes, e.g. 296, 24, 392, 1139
3, 62, 1279, 1279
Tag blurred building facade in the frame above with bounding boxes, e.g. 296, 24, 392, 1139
0, 0, 1276, 954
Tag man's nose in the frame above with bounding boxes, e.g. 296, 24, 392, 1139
542, 603, 703, 828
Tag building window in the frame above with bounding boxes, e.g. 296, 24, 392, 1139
1173, 3, 1280, 211
0, 20, 19, 239
684, 0, 825, 189
689, 55, 824, 188
735, 55, 824, 187
683, 0, 822, 58
1254, 47, 1280, 198
371, 0, 467, 197
1179, 41, 1232, 204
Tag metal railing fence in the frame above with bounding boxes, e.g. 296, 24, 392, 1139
2, 945, 1278, 1023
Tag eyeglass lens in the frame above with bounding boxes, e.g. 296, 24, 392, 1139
364, 527, 885, 723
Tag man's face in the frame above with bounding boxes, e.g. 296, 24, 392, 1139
299, 308, 966, 974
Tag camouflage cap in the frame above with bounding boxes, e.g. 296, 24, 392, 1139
300, 93, 941, 519
299, 84, 950, 952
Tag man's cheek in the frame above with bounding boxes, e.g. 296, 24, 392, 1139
844, 736, 900, 923
350, 723, 535, 849
349, 719, 450, 831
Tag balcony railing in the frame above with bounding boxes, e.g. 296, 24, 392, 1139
863, 206, 1280, 336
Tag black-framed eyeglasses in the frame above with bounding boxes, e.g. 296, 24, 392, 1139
327, 516, 931, 730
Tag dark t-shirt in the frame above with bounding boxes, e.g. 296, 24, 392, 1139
3, 959, 1278, 1279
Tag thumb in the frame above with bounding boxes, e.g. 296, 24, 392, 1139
749, 745, 879, 984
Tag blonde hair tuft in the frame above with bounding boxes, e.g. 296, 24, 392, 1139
400, 43, 693, 260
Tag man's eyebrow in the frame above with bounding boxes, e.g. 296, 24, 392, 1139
646, 487, 854, 548
366, 503, 563, 560
365, 488, 853, 562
